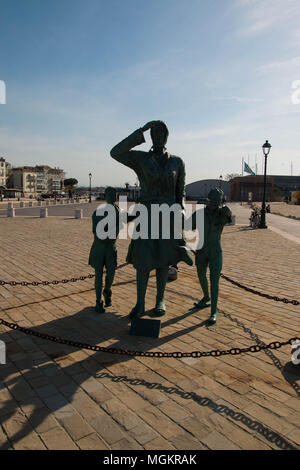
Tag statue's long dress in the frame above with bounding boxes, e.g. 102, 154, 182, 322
111, 129, 193, 271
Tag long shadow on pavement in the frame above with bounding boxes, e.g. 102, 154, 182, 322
0, 302, 298, 450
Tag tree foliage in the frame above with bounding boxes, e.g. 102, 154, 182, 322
64, 178, 78, 187
225, 173, 240, 181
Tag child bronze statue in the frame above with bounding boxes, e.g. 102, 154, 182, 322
193, 188, 232, 324
88, 187, 119, 313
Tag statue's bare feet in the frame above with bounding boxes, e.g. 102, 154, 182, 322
129, 303, 145, 319
194, 297, 210, 309
95, 301, 105, 313
207, 311, 218, 325
103, 289, 112, 307
152, 301, 166, 317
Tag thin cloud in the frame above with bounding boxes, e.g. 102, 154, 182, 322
234, 0, 300, 36
212, 96, 262, 104
258, 56, 300, 73
172, 126, 237, 142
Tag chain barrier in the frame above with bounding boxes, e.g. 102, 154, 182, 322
0, 263, 128, 287
0, 266, 299, 306
0, 316, 298, 358
220, 273, 299, 305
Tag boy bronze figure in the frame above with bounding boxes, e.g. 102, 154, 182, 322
88, 187, 119, 313
193, 188, 232, 324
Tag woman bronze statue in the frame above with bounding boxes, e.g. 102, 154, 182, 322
110, 120, 193, 318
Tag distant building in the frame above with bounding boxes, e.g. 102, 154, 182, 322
186, 179, 229, 200
8, 165, 65, 196
0, 156, 11, 187
229, 175, 300, 202
0, 188, 23, 199
291, 191, 300, 205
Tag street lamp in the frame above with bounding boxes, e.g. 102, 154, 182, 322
89, 173, 92, 203
259, 140, 271, 229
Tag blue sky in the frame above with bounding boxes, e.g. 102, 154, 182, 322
0, 0, 300, 186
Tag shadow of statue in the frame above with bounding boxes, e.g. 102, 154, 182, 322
0, 299, 298, 450
0, 298, 209, 449
219, 309, 300, 398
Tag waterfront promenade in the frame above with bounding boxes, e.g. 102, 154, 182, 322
0, 211, 299, 450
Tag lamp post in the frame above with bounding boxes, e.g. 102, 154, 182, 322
259, 140, 271, 229
89, 173, 92, 203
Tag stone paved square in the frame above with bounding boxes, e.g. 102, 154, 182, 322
0, 211, 299, 450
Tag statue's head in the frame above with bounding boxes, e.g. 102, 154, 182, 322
207, 188, 223, 209
150, 121, 169, 151
105, 186, 116, 204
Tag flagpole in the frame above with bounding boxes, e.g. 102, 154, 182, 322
242, 157, 244, 176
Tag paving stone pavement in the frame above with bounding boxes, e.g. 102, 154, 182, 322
0, 216, 299, 450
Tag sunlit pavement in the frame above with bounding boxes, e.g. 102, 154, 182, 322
0, 214, 299, 450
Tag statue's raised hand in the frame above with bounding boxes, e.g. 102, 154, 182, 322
141, 121, 158, 132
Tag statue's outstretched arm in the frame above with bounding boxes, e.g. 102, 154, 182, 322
110, 128, 145, 170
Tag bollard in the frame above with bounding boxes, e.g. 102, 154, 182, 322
75, 209, 83, 219
20, 202, 25, 208
40, 208, 48, 218
227, 215, 236, 226
7, 208, 15, 217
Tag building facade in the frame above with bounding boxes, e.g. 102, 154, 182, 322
9, 165, 65, 196
229, 175, 300, 202
0, 156, 11, 187
185, 179, 230, 200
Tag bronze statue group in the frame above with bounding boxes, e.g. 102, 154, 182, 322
89, 121, 232, 325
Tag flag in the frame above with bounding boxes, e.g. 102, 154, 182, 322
244, 161, 255, 175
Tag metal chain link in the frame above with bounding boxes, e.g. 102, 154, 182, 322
0, 263, 128, 287
0, 316, 298, 358
0, 263, 298, 305
220, 273, 299, 305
